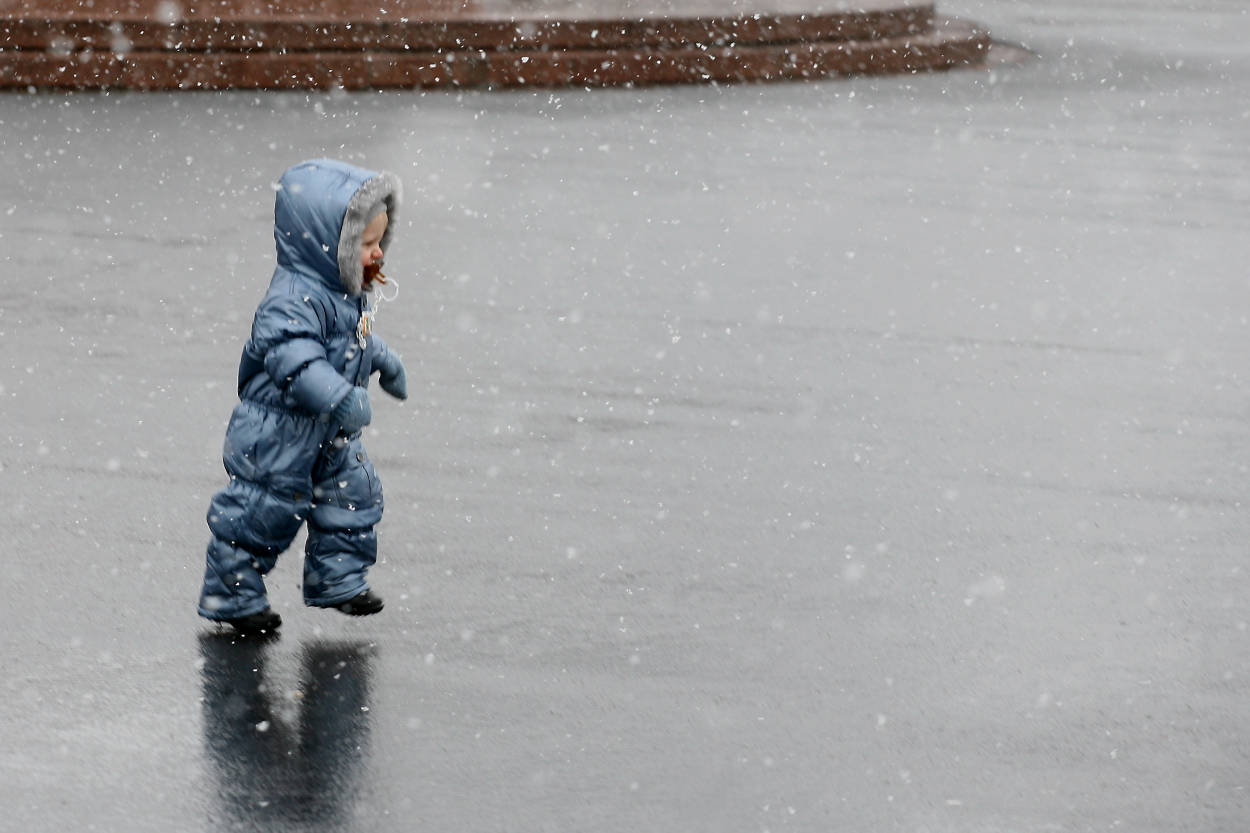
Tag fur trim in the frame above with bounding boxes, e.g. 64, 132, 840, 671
336, 171, 402, 296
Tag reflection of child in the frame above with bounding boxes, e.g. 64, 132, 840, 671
197, 159, 407, 634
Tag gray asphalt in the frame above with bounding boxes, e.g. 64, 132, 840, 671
2, 1, 1249, 830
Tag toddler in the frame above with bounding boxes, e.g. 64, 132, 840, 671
197, 159, 406, 634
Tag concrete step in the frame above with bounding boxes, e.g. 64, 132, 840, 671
0, 0, 995, 89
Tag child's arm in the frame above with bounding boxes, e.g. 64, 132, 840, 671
251, 293, 353, 419
370, 337, 408, 400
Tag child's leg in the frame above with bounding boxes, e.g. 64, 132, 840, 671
304, 526, 377, 606
197, 402, 319, 620
303, 435, 384, 607
198, 537, 284, 620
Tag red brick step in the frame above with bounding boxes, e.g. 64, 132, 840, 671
0, 0, 995, 89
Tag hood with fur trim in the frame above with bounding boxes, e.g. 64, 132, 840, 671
273, 159, 402, 297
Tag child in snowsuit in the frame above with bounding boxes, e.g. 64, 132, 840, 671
197, 159, 406, 634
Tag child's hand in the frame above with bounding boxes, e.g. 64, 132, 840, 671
374, 349, 408, 401
332, 387, 372, 435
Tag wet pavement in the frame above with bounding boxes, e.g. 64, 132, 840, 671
3, 1, 1250, 830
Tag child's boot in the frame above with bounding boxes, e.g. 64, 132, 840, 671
335, 590, 384, 616
224, 608, 282, 634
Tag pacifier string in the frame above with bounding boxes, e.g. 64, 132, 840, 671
357, 266, 399, 350
370, 274, 400, 316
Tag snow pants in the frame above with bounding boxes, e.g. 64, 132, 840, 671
197, 399, 384, 620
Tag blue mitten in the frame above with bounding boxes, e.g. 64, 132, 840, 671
373, 348, 408, 401
331, 386, 372, 435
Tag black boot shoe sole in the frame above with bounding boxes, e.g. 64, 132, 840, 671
335, 590, 384, 616
224, 608, 282, 634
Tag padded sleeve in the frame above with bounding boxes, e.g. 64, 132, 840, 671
250, 290, 351, 416
288, 359, 353, 416
264, 338, 327, 387
368, 335, 389, 377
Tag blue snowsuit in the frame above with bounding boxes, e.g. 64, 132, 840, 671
198, 160, 403, 621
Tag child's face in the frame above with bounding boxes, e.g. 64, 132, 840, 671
361, 212, 388, 269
